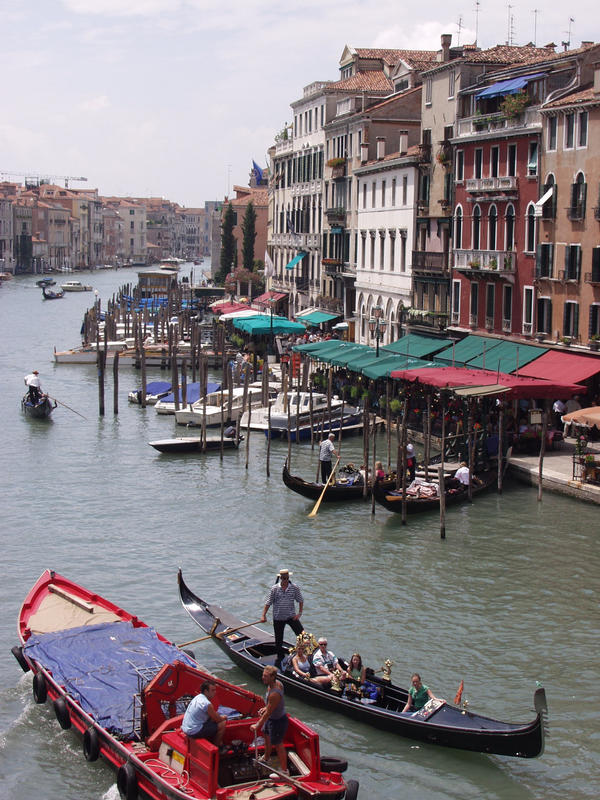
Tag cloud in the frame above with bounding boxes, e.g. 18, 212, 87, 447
373, 21, 476, 50
62, 0, 178, 16
79, 95, 110, 112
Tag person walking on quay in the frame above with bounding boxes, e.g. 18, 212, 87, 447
260, 568, 304, 666
24, 370, 41, 403
319, 432, 338, 484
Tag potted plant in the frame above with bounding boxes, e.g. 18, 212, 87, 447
326, 157, 346, 168
589, 335, 600, 351
499, 90, 530, 120
468, 260, 480, 269
561, 336, 572, 347
489, 257, 498, 269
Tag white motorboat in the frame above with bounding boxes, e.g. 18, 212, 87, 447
240, 390, 356, 434
61, 280, 93, 291
53, 341, 132, 363
174, 386, 273, 427
154, 381, 221, 415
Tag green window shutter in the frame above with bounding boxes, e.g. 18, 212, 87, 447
564, 245, 571, 278
592, 247, 600, 282
581, 183, 587, 217
573, 303, 579, 337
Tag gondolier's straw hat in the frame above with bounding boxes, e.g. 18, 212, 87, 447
278, 568, 293, 578
33, 370, 39, 374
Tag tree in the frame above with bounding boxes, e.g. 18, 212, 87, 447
218, 202, 236, 284
241, 201, 257, 271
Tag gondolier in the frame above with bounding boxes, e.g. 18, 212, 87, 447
24, 370, 41, 403
260, 568, 304, 666
319, 433, 338, 484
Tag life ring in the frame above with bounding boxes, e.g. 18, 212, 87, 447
53, 697, 71, 729
32, 672, 47, 704
11, 645, 30, 673
117, 761, 138, 800
344, 778, 359, 800
320, 756, 348, 773
83, 727, 100, 762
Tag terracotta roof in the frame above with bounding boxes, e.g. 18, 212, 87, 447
466, 44, 558, 64
231, 187, 268, 207
328, 70, 393, 91
360, 85, 421, 112
354, 48, 437, 70
543, 85, 600, 108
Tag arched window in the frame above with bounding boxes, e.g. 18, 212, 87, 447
473, 205, 481, 250
570, 171, 587, 220
505, 204, 515, 251
542, 174, 556, 220
526, 203, 536, 253
454, 205, 463, 249
488, 205, 497, 251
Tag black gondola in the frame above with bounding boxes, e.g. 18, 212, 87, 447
178, 572, 547, 759
42, 286, 64, 299
372, 467, 497, 514
283, 461, 396, 502
149, 432, 242, 453
21, 393, 56, 419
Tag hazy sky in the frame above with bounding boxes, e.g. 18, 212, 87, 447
1, 1, 596, 207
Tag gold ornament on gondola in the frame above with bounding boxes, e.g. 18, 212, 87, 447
293, 631, 319, 655
381, 659, 393, 681
331, 668, 344, 693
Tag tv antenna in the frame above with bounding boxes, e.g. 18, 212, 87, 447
532, 9, 539, 46
474, 0, 480, 46
506, 3, 515, 46
562, 17, 574, 50
457, 15, 463, 46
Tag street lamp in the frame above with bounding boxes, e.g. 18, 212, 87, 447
368, 305, 387, 357
268, 297, 276, 357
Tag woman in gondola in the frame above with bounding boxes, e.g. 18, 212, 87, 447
291, 644, 331, 687
345, 653, 366, 685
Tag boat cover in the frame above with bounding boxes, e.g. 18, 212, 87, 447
161, 381, 221, 404
24, 621, 195, 739
142, 381, 172, 395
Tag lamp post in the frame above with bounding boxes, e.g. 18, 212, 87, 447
268, 297, 276, 357
368, 305, 387, 357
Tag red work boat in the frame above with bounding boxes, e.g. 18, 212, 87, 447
13, 570, 358, 800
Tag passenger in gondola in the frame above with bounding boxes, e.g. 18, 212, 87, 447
374, 461, 385, 481
24, 370, 41, 403
453, 461, 482, 487
181, 681, 227, 745
402, 673, 439, 713
312, 638, 344, 682
345, 653, 366, 685
291, 644, 331, 686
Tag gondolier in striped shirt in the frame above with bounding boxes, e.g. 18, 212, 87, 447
319, 433, 338, 484
260, 568, 304, 666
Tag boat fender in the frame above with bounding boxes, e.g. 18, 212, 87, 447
83, 727, 100, 762
117, 761, 138, 800
11, 645, 30, 672
182, 648, 195, 660
320, 756, 348, 774
32, 672, 47, 704
53, 697, 71, 729
344, 778, 359, 800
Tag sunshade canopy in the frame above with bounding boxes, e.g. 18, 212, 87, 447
298, 310, 340, 326
475, 73, 545, 99
562, 406, 600, 427
233, 315, 305, 335
362, 355, 437, 380
435, 335, 502, 366
382, 333, 455, 359
253, 291, 287, 304
517, 351, 600, 384
468, 341, 546, 373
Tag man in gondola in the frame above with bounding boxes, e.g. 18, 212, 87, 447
260, 568, 304, 667
24, 370, 41, 404
319, 433, 338, 484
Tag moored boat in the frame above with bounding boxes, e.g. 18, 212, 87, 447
128, 381, 172, 405
155, 381, 221, 415
61, 280, 93, 291
175, 386, 272, 427
21, 393, 56, 418
283, 461, 396, 502
178, 572, 548, 759
240, 391, 354, 435
13, 570, 357, 800
372, 467, 497, 514
149, 430, 242, 453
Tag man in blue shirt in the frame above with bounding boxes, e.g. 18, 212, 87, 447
182, 681, 226, 744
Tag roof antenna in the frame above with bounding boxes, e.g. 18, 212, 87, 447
562, 17, 574, 51
506, 3, 513, 45
474, 0, 480, 46
457, 14, 463, 46
532, 9, 539, 46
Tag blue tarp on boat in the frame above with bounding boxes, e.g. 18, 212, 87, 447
161, 381, 220, 404
24, 621, 195, 739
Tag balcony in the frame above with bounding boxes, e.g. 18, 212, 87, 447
322, 258, 343, 276
456, 108, 541, 137
502, 318, 512, 333
453, 249, 515, 274
295, 276, 309, 292
465, 176, 518, 193
558, 269, 580, 282
406, 309, 449, 330
566, 206, 585, 221
275, 138, 293, 156
412, 251, 449, 273
585, 272, 600, 285
291, 180, 322, 197
418, 143, 431, 163
325, 207, 346, 225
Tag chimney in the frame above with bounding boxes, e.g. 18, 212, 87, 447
441, 34, 452, 62
594, 62, 600, 95
398, 130, 408, 154
376, 137, 385, 160
360, 142, 369, 164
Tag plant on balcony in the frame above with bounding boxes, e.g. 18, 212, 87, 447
489, 257, 498, 269
274, 123, 290, 142
436, 150, 451, 166
499, 90, 530, 119
503, 255, 513, 271
561, 336, 572, 346
589, 335, 599, 351
326, 157, 346, 168
575, 434, 588, 456
468, 259, 480, 268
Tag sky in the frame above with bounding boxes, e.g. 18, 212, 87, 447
1, 1, 597, 208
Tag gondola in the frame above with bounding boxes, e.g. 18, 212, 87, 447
149, 432, 243, 453
283, 461, 396, 502
13, 570, 356, 800
42, 286, 64, 299
372, 467, 497, 514
21, 393, 56, 419
178, 572, 547, 759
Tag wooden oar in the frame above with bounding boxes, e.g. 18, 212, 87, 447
177, 619, 263, 648
47, 395, 88, 420
308, 456, 340, 518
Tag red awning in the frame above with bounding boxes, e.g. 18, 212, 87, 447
390, 366, 583, 399
212, 302, 252, 314
517, 351, 600, 384
253, 291, 287, 304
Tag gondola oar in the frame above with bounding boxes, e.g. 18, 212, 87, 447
47, 396, 88, 420
177, 619, 263, 649
308, 456, 340, 518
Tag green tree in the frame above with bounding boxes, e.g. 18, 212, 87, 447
241, 201, 257, 271
218, 202, 236, 284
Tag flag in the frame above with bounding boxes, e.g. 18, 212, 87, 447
252, 160, 264, 184
264, 249, 275, 278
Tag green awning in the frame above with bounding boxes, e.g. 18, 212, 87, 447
285, 252, 308, 270
468, 342, 547, 373
435, 335, 503, 367
361, 355, 438, 380
292, 341, 357, 360
382, 333, 455, 359
298, 310, 340, 326
326, 344, 372, 367
233, 315, 305, 335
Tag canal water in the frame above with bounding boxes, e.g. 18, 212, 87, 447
0, 268, 598, 800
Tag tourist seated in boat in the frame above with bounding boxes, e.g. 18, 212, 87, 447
452, 462, 482, 487
181, 680, 227, 745
374, 461, 386, 481
402, 673, 439, 713
312, 637, 345, 683
344, 653, 366, 686
291, 644, 331, 686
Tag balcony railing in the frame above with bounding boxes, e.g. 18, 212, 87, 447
412, 251, 449, 272
522, 321, 533, 336
418, 143, 431, 163
451, 311, 460, 325
502, 318, 512, 333
558, 269, 580, 282
322, 258, 343, 276
291, 180, 322, 196
485, 316, 494, 330
453, 249, 515, 273
465, 176, 518, 192
275, 138, 293, 156
325, 207, 346, 224
469, 313, 478, 327
295, 276, 309, 291
456, 107, 541, 137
